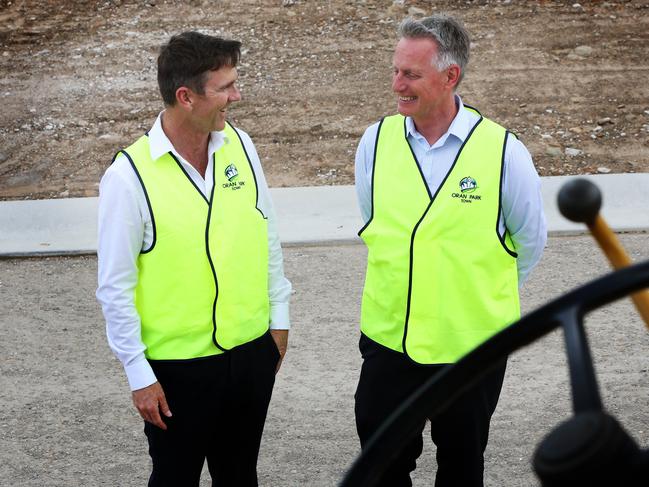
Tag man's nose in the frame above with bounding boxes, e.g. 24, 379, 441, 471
392, 73, 404, 92
230, 85, 242, 102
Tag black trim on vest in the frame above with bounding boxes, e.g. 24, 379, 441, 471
228, 122, 266, 219
357, 117, 385, 237
497, 131, 519, 258
168, 152, 209, 205
204, 175, 228, 353
204, 123, 265, 352
401, 114, 485, 364
462, 103, 482, 117
110, 150, 122, 165
121, 148, 158, 254
147, 352, 225, 364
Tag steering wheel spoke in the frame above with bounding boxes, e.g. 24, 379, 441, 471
558, 307, 603, 413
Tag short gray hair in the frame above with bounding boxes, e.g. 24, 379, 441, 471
398, 14, 470, 86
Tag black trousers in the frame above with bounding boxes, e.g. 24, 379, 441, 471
354, 334, 506, 487
144, 331, 279, 487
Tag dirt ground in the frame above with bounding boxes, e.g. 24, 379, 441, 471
1, 0, 649, 200
1, 234, 649, 486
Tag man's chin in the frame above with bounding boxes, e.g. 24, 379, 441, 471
396, 102, 415, 117
397, 107, 411, 117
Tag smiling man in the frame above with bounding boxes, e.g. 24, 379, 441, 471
96, 32, 291, 486
354, 14, 546, 487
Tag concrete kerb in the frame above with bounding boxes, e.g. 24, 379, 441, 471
541, 173, 649, 235
0, 173, 647, 257
0, 197, 99, 258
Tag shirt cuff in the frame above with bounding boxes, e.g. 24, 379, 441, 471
269, 302, 290, 330
124, 356, 157, 391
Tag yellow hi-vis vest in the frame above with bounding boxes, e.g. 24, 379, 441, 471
117, 122, 269, 360
359, 110, 520, 364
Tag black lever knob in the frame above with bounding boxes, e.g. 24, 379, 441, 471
533, 412, 643, 486
557, 178, 602, 225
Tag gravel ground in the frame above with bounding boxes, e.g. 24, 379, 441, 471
1, 233, 648, 486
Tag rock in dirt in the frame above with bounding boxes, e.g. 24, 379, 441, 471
565, 147, 583, 157
573, 45, 593, 56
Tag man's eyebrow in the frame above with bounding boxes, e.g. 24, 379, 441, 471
215, 77, 238, 89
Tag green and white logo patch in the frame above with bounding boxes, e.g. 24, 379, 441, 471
451, 176, 482, 203
225, 164, 239, 181
222, 163, 247, 191
459, 176, 478, 193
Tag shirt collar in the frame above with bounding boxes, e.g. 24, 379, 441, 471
404, 95, 477, 148
148, 111, 229, 162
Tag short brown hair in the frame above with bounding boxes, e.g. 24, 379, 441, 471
157, 31, 241, 106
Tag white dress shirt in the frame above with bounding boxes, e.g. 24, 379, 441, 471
96, 113, 292, 391
355, 97, 547, 287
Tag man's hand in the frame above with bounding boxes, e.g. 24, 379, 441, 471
270, 329, 288, 374
132, 381, 172, 430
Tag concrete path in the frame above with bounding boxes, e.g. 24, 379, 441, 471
1, 173, 648, 257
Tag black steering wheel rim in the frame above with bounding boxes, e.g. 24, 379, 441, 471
340, 259, 649, 487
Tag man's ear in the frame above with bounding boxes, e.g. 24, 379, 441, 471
446, 65, 461, 89
175, 87, 193, 108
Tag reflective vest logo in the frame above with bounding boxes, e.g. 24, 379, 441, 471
225, 164, 238, 181
223, 163, 246, 191
452, 176, 481, 203
459, 176, 478, 193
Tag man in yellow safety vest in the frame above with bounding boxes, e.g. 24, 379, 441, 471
354, 14, 547, 487
96, 32, 291, 486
